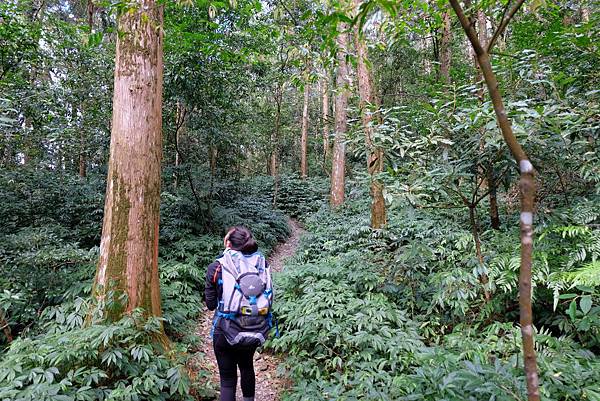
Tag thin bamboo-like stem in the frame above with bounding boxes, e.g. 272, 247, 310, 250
449, 1, 540, 400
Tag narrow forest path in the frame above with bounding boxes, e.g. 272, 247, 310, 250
193, 219, 305, 401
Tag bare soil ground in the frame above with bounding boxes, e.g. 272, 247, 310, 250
190, 219, 304, 400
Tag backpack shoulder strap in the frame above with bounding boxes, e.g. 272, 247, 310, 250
212, 262, 222, 285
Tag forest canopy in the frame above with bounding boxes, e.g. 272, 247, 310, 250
1, 0, 599, 400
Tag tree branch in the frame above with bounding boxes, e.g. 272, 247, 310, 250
448, 0, 485, 56
486, 0, 526, 53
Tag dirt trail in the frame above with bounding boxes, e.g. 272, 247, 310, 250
192, 219, 304, 400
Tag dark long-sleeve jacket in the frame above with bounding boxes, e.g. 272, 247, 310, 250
204, 260, 223, 312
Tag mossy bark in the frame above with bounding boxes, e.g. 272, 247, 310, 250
91, 0, 165, 335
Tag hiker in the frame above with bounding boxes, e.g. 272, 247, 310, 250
205, 226, 274, 401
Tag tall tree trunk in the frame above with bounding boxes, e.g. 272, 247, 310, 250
322, 76, 330, 166
475, 10, 487, 101
450, 2, 540, 399
79, 138, 87, 177
439, 9, 452, 84
300, 82, 309, 179
271, 89, 281, 178
174, 101, 187, 189
488, 167, 501, 229
469, 205, 491, 300
271, 88, 282, 206
91, 0, 166, 337
473, 9, 501, 228
353, 0, 386, 228
581, 5, 590, 22
330, 23, 350, 207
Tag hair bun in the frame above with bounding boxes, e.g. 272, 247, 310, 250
227, 226, 258, 254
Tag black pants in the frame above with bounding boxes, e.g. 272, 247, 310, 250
213, 332, 257, 401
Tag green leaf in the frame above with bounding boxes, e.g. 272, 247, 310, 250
568, 299, 577, 321
580, 295, 592, 315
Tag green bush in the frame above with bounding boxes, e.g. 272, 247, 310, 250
0, 312, 192, 401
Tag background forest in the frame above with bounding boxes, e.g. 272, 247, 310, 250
0, 0, 599, 400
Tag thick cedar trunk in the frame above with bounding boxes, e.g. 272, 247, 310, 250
439, 9, 452, 84
353, 0, 387, 228
300, 82, 309, 179
330, 23, 350, 207
449, 1, 540, 399
92, 0, 165, 332
322, 77, 330, 165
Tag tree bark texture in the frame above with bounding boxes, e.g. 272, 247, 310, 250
488, 167, 501, 229
330, 23, 350, 207
322, 77, 330, 166
449, 1, 540, 399
0, 310, 12, 343
439, 9, 452, 84
271, 88, 282, 178
92, 0, 165, 326
469, 205, 491, 301
174, 101, 187, 189
79, 134, 87, 178
300, 82, 309, 179
353, 0, 387, 228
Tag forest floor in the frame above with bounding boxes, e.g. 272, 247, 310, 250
191, 219, 305, 401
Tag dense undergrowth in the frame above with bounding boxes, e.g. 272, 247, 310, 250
0, 169, 290, 401
270, 180, 600, 401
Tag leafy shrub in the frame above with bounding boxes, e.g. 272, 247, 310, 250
271, 193, 600, 401
0, 312, 192, 401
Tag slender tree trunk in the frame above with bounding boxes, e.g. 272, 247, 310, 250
581, 5, 590, 22
78, 140, 87, 177
272, 89, 282, 206
472, 10, 501, 228
77, 110, 87, 176
330, 23, 350, 207
271, 90, 281, 178
353, 0, 386, 228
300, 82, 309, 179
78, 4, 94, 178
322, 76, 330, 166
0, 310, 12, 343
439, 9, 452, 84
91, 0, 166, 338
87, 0, 95, 30
469, 205, 491, 300
450, 2, 540, 399
488, 167, 500, 229
174, 101, 187, 189
475, 10, 487, 101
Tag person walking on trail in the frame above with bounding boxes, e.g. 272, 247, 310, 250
205, 226, 275, 401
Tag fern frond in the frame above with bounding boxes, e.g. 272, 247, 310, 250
564, 260, 600, 287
